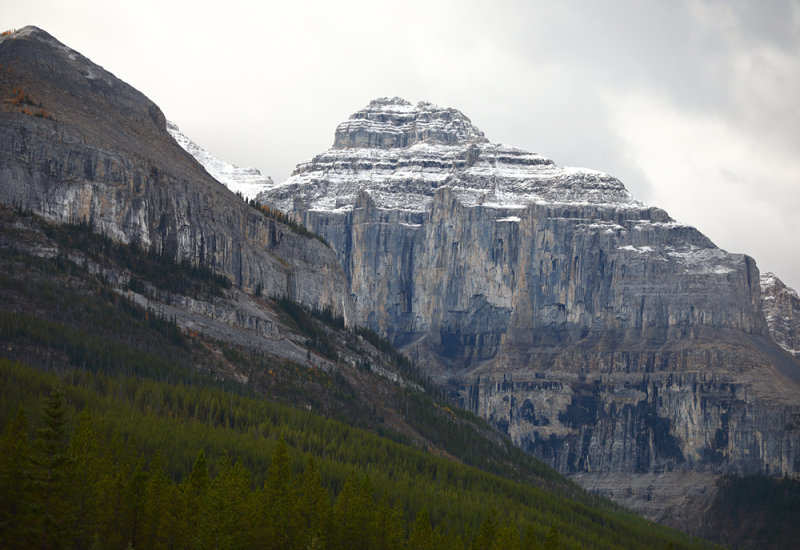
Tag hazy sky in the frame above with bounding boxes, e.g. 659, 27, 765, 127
7, 0, 800, 291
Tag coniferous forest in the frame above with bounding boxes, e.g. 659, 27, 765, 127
0, 206, 722, 549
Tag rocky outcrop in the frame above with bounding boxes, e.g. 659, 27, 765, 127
257, 97, 800, 521
761, 272, 800, 357
0, 27, 354, 323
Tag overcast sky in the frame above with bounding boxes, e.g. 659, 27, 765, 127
7, 0, 800, 291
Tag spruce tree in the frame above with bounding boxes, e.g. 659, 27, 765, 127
0, 408, 33, 547
30, 387, 76, 549
297, 455, 330, 550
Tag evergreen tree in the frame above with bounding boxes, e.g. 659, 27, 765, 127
139, 454, 175, 550
0, 408, 32, 547
408, 508, 435, 550
491, 521, 522, 550
122, 457, 148, 548
471, 511, 497, 550
181, 450, 210, 547
68, 409, 103, 548
29, 387, 75, 549
542, 525, 560, 550
332, 471, 375, 549
201, 454, 253, 549
373, 496, 405, 550
297, 455, 330, 550
521, 524, 542, 550
260, 437, 298, 549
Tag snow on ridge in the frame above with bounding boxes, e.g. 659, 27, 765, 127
270, 138, 644, 214
258, 98, 650, 215
167, 121, 273, 201
761, 272, 800, 299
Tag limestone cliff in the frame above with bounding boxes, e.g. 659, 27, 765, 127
257, 97, 800, 522
0, 27, 353, 323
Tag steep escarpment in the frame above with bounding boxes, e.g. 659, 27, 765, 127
257, 97, 800, 523
0, 27, 353, 322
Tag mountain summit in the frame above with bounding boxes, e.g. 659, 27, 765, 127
263, 97, 640, 213
333, 96, 487, 148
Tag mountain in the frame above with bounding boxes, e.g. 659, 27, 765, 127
0, 26, 352, 324
1, 24, 796, 546
0, 26, 723, 550
256, 96, 800, 527
167, 120, 274, 201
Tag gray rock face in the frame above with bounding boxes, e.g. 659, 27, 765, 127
258, 98, 800, 519
0, 27, 354, 324
761, 272, 800, 357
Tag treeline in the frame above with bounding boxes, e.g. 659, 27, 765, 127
0, 360, 714, 550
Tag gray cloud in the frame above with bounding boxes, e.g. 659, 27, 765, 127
5, 0, 799, 290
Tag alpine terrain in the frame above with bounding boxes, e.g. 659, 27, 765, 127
256, 97, 800, 529
0, 25, 739, 550
0, 24, 798, 548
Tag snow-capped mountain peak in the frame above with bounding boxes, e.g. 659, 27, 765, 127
258, 97, 643, 214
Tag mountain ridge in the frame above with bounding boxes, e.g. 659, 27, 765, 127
0, 25, 354, 324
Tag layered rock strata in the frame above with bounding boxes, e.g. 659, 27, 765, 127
0, 27, 353, 323
258, 97, 800, 520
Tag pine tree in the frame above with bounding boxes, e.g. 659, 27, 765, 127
373, 496, 405, 550
471, 511, 497, 550
331, 471, 375, 549
297, 455, 330, 550
408, 508, 435, 550
29, 387, 76, 549
542, 525, 560, 550
0, 408, 33, 547
180, 450, 210, 548
201, 454, 253, 549
491, 521, 522, 550
68, 409, 102, 548
260, 437, 298, 549
139, 454, 175, 550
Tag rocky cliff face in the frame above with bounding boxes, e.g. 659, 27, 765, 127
761, 273, 800, 357
257, 97, 800, 521
0, 27, 353, 323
